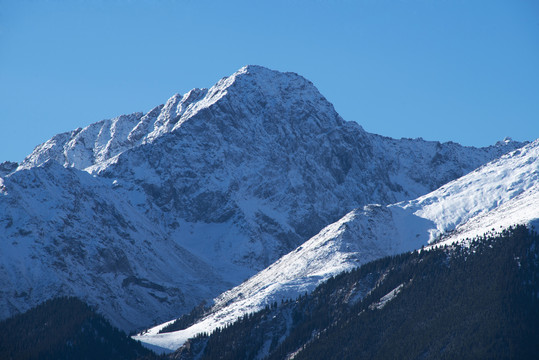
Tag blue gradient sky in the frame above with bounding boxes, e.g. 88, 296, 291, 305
1, 0, 538, 162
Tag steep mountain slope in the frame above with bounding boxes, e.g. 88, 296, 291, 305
0, 161, 228, 331
0, 65, 525, 332
137, 138, 538, 351
405, 139, 539, 243
174, 226, 539, 360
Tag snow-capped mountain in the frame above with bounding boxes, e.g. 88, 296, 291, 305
0, 65, 526, 331
136, 139, 538, 351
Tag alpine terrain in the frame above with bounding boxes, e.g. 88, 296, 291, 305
0, 65, 532, 347
136, 138, 539, 352
170, 226, 539, 360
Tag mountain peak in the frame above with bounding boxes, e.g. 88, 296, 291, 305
235, 64, 315, 87
215, 65, 322, 102
236, 64, 271, 74
18, 65, 345, 172
234, 64, 295, 78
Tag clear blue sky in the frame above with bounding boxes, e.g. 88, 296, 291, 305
1, 0, 538, 163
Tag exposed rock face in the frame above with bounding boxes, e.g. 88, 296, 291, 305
0, 161, 18, 177
0, 65, 526, 330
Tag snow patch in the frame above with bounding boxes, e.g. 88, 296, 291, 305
369, 283, 405, 310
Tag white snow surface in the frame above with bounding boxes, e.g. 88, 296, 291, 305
369, 283, 406, 310
0, 65, 528, 332
136, 139, 538, 351
408, 140, 539, 242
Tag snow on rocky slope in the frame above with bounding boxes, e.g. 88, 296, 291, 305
402, 140, 539, 241
136, 139, 538, 351
0, 65, 525, 331
14, 66, 523, 270
0, 161, 230, 331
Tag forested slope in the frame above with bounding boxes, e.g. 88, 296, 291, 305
0, 297, 155, 360
174, 225, 539, 360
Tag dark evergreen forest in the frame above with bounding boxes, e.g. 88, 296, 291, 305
0, 297, 156, 360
